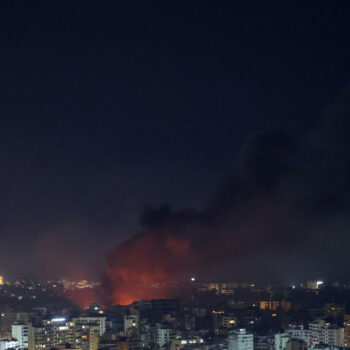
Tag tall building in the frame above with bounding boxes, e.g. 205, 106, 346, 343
274, 333, 290, 350
156, 324, 171, 347
228, 329, 254, 350
28, 317, 101, 350
124, 315, 139, 336
212, 310, 224, 330
72, 324, 99, 350
28, 319, 72, 350
286, 325, 310, 346
343, 315, 350, 347
0, 338, 18, 350
309, 319, 344, 347
11, 324, 28, 349
72, 316, 106, 336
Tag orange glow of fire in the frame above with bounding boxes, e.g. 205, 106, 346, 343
104, 232, 193, 305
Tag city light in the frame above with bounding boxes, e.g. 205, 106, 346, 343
316, 281, 324, 288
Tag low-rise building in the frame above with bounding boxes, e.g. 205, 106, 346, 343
0, 338, 18, 350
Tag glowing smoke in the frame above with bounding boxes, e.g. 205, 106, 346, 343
102, 130, 301, 305
99, 89, 350, 306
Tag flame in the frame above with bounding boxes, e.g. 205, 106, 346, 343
103, 232, 193, 305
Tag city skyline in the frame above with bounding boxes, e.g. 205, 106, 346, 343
1, 2, 350, 350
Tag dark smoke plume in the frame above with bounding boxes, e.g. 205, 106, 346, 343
101, 89, 350, 306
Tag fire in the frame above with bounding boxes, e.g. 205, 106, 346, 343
100, 204, 293, 306
103, 232, 194, 305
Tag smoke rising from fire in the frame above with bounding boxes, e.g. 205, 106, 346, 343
100, 89, 350, 306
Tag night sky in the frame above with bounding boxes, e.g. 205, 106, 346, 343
0, 1, 350, 282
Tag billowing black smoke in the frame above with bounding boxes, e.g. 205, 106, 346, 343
102, 89, 350, 305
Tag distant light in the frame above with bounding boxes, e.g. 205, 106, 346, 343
292, 285, 296, 289
191, 277, 196, 282
316, 281, 324, 288
51, 318, 66, 323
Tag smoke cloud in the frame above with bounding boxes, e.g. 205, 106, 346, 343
101, 89, 350, 306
